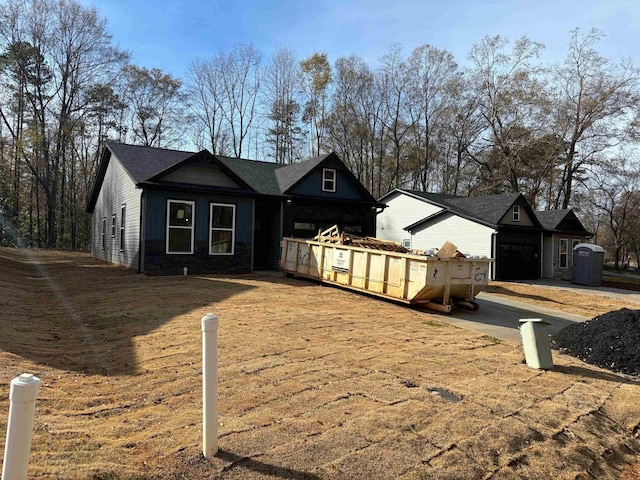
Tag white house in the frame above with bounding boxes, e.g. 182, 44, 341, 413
377, 189, 591, 281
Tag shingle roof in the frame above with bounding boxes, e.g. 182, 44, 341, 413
108, 142, 195, 183
445, 193, 522, 225
87, 142, 376, 212
401, 189, 522, 227
275, 154, 329, 192
535, 209, 591, 235
535, 209, 572, 230
216, 155, 282, 195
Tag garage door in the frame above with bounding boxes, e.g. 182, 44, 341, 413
497, 243, 538, 280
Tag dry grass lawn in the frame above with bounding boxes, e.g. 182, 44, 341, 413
0, 247, 639, 479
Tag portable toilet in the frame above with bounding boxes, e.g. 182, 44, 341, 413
572, 244, 604, 286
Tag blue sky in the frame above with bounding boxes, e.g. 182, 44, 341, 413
86, 0, 640, 79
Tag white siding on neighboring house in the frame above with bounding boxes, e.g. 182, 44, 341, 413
377, 192, 443, 246
410, 213, 495, 258
91, 155, 142, 269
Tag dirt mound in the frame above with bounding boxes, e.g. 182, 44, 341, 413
551, 308, 640, 376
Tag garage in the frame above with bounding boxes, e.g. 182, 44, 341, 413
495, 229, 542, 280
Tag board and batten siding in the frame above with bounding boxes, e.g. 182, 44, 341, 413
410, 213, 495, 258
499, 206, 536, 226
376, 192, 443, 246
289, 169, 363, 200
159, 165, 240, 188
91, 155, 141, 269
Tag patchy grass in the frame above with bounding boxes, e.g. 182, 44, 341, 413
480, 335, 503, 344
422, 320, 449, 328
0, 247, 639, 479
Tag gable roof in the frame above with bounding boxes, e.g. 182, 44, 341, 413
535, 209, 592, 235
275, 154, 329, 193
535, 209, 572, 231
87, 142, 378, 212
108, 142, 195, 183
215, 156, 282, 195
394, 189, 540, 230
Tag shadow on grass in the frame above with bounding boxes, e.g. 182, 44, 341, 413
553, 364, 640, 386
0, 248, 259, 376
214, 449, 323, 480
485, 285, 563, 305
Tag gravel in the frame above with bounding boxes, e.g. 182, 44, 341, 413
551, 308, 640, 377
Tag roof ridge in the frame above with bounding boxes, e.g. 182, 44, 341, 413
108, 140, 196, 155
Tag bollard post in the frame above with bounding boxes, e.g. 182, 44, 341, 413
201, 314, 218, 458
519, 318, 554, 370
2, 373, 41, 480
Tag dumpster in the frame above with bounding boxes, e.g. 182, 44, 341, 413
571, 243, 604, 286
280, 226, 492, 313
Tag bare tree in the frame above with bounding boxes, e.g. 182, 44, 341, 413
263, 48, 303, 164
187, 57, 230, 154
0, 0, 128, 247
551, 28, 640, 209
376, 44, 418, 191
592, 159, 640, 268
468, 35, 548, 194
406, 44, 458, 191
300, 52, 332, 157
122, 65, 186, 148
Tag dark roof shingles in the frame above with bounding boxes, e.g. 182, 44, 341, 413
108, 141, 195, 183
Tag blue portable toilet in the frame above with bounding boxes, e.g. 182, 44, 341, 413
571, 244, 604, 286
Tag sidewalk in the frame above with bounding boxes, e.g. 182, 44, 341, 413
511, 279, 640, 305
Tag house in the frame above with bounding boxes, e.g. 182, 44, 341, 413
536, 209, 592, 279
376, 189, 590, 281
86, 142, 380, 275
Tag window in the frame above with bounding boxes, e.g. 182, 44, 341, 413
111, 214, 116, 237
322, 168, 336, 192
102, 217, 106, 250
512, 205, 520, 222
209, 203, 235, 255
294, 222, 316, 231
166, 200, 195, 254
559, 238, 568, 269
402, 239, 411, 249
120, 204, 126, 252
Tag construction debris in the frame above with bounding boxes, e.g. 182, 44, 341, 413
313, 225, 410, 252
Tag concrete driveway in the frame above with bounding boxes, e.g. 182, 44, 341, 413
432, 292, 588, 343
433, 279, 640, 343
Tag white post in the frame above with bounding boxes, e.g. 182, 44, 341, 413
519, 318, 554, 370
2, 373, 41, 480
201, 314, 218, 458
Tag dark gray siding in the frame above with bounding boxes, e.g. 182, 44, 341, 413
289, 169, 363, 200
143, 189, 253, 275
159, 165, 240, 188
90, 156, 141, 269
282, 200, 376, 238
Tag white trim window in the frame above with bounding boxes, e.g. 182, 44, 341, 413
166, 200, 195, 254
111, 214, 116, 238
322, 168, 336, 192
512, 205, 520, 222
120, 204, 126, 252
209, 203, 235, 255
559, 238, 569, 269
402, 239, 411, 249
102, 217, 106, 250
